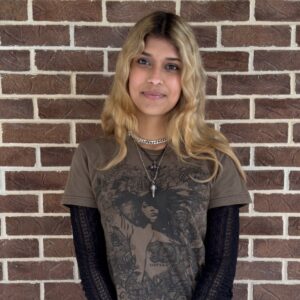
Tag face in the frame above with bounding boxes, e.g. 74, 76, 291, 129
128, 36, 182, 122
142, 201, 159, 223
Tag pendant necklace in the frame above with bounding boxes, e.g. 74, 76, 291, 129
138, 145, 166, 171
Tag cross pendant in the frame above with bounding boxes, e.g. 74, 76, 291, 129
150, 183, 156, 198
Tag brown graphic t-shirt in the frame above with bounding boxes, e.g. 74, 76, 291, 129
62, 137, 251, 300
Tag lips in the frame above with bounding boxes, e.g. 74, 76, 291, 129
142, 91, 166, 100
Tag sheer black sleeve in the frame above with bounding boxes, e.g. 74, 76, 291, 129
192, 205, 240, 300
69, 205, 117, 300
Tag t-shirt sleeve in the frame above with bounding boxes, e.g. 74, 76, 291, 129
209, 153, 251, 209
62, 143, 98, 208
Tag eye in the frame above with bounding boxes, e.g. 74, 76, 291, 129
136, 57, 151, 66
165, 63, 180, 72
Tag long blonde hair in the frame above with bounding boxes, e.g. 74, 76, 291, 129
101, 11, 245, 181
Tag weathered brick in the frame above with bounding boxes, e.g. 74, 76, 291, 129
44, 238, 75, 257
107, 1, 175, 22
222, 74, 290, 95
233, 147, 250, 166
240, 216, 283, 235
75, 26, 130, 47
0, 99, 33, 119
246, 170, 284, 190
181, 0, 249, 22
0, 147, 35, 166
43, 193, 69, 213
206, 76, 217, 95
256, 0, 300, 21
220, 123, 288, 143
222, 25, 290, 47
0, 284, 40, 300
193, 26, 217, 48
206, 99, 249, 120
38, 98, 104, 119
0, 195, 38, 213
254, 284, 300, 300
296, 26, 300, 46
254, 193, 300, 213
233, 284, 248, 300
108, 51, 120, 72
8, 261, 73, 280
236, 261, 281, 280
76, 123, 103, 143
33, 0, 102, 21
288, 262, 300, 280
0, 239, 39, 258
254, 51, 300, 71
76, 75, 113, 95
289, 217, 300, 235
254, 239, 300, 258
0, 263, 2, 280
0, 25, 69, 46
41, 147, 76, 166
45, 282, 86, 300
6, 216, 71, 235
290, 171, 300, 190
202, 51, 248, 72
0, 0, 27, 20
0, 50, 29, 71
296, 74, 300, 94
3, 123, 70, 143
36, 50, 104, 71
6, 171, 68, 191
238, 239, 249, 258
294, 123, 300, 143
2, 74, 70, 95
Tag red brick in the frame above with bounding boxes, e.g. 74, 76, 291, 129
289, 217, 300, 235
3, 123, 70, 143
41, 147, 76, 166
0, 50, 29, 71
38, 98, 104, 119
75, 26, 130, 47
0, 0, 27, 20
206, 76, 217, 95
0, 195, 38, 213
43, 193, 69, 213
108, 51, 119, 72
233, 284, 247, 300
0, 284, 40, 300
254, 51, 300, 71
0, 25, 69, 46
246, 170, 284, 190
8, 261, 73, 280
297, 26, 300, 46
236, 261, 281, 280
238, 239, 249, 258
36, 50, 103, 72
76, 75, 113, 95
220, 123, 288, 143
254, 239, 300, 258
240, 216, 283, 235
254, 193, 300, 213
256, 0, 300, 21
255, 98, 300, 119
0, 263, 2, 280
222, 74, 290, 95
6, 171, 68, 191
254, 284, 300, 300
233, 147, 250, 166
2, 74, 70, 95
206, 99, 249, 120
288, 262, 300, 280
44, 238, 75, 257
45, 282, 86, 300
0, 147, 35, 166
33, 0, 102, 21
202, 51, 248, 72
222, 25, 290, 47
193, 26, 217, 48
294, 123, 300, 143
107, 1, 175, 22
6, 216, 71, 235
181, 1, 249, 22
290, 171, 300, 190
296, 74, 300, 94
0, 99, 33, 119
76, 123, 103, 143
0, 239, 39, 258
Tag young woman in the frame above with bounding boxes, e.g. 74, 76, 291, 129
63, 11, 251, 300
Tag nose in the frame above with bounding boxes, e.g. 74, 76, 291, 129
147, 66, 163, 85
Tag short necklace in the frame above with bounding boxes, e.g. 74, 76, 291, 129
132, 137, 168, 198
128, 131, 168, 145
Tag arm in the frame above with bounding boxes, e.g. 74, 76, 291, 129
192, 205, 240, 300
69, 205, 117, 300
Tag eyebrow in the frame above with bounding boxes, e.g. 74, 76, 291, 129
141, 51, 181, 62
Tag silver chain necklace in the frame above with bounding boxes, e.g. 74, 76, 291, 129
128, 131, 168, 145
132, 138, 168, 198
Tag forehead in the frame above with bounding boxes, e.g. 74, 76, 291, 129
143, 36, 180, 58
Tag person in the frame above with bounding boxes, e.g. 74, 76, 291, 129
62, 11, 251, 300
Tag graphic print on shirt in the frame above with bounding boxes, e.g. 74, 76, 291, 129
96, 160, 210, 300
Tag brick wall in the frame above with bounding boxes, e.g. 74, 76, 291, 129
0, 0, 299, 299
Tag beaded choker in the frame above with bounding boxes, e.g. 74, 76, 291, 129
128, 131, 168, 145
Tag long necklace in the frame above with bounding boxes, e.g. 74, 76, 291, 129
138, 145, 166, 171
132, 138, 168, 198
128, 131, 168, 145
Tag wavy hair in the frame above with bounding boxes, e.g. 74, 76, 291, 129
101, 11, 245, 181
